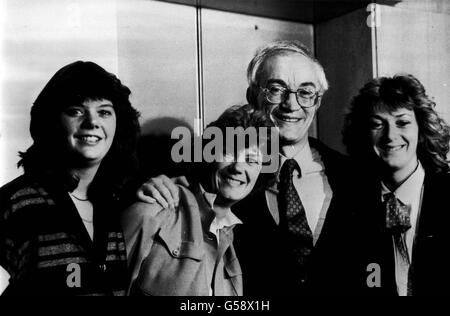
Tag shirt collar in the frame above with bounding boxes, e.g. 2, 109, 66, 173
279, 140, 324, 175
381, 161, 425, 205
197, 184, 242, 235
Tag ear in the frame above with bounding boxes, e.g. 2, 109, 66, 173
315, 95, 323, 110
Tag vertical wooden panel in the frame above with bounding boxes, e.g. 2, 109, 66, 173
116, 0, 198, 136
376, 4, 450, 125
115, 0, 198, 178
315, 8, 374, 153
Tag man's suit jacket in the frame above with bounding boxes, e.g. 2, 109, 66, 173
352, 171, 450, 296
232, 138, 360, 296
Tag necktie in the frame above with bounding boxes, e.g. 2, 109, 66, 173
278, 159, 313, 282
383, 193, 411, 263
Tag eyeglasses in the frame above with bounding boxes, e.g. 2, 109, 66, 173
260, 84, 321, 108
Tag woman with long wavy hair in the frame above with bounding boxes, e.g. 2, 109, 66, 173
0, 61, 140, 295
343, 74, 450, 296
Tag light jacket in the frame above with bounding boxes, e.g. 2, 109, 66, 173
121, 185, 243, 296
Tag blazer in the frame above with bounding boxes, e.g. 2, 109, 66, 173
232, 138, 360, 296
121, 185, 243, 296
352, 171, 450, 296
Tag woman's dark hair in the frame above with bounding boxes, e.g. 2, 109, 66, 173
190, 104, 277, 194
343, 73, 450, 174
18, 61, 141, 197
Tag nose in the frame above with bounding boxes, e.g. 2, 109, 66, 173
81, 110, 99, 129
383, 123, 400, 142
280, 91, 302, 113
228, 161, 245, 174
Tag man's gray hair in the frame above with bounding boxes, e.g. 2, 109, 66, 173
246, 40, 329, 95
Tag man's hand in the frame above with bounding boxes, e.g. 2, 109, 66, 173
136, 175, 189, 209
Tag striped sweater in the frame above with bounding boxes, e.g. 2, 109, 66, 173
0, 175, 128, 296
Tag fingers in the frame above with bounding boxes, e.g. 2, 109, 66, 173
174, 176, 190, 188
137, 174, 179, 208
159, 175, 180, 208
136, 189, 157, 204
147, 186, 171, 209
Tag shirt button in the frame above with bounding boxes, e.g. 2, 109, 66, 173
172, 249, 180, 256
99, 263, 107, 273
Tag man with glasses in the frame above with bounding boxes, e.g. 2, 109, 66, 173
138, 40, 359, 295
232, 40, 358, 295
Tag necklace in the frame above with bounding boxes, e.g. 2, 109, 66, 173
69, 192, 89, 202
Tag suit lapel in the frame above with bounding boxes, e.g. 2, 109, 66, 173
307, 138, 347, 247
369, 180, 398, 294
408, 174, 439, 294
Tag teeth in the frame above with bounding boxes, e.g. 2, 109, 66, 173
384, 145, 404, 152
276, 115, 301, 122
78, 136, 100, 143
225, 177, 243, 186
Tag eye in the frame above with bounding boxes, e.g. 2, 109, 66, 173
222, 153, 235, 163
397, 120, 411, 128
64, 107, 84, 117
297, 88, 316, 99
267, 85, 286, 95
245, 154, 262, 165
369, 120, 384, 130
98, 109, 114, 118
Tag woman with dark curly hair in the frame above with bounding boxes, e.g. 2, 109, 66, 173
121, 105, 276, 296
0, 61, 140, 295
343, 74, 450, 296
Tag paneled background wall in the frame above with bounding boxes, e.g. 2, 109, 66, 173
0, 0, 315, 185
376, 3, 450, 125
315, 0, 450, 153
316, 8, 374, 154
0, 0, 121, 185
1, 0, 449, 185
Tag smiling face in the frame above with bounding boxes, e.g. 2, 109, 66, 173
369, 107, 419, 178
60, 98, 116, 167
214, 144, 263, 205
255, 53, 321, 148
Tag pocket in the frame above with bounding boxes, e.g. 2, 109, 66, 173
157, 226, 204, 261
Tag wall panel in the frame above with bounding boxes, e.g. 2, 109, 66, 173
376, 4, 450, 125
116, 0, 198, 136
315, 8, 374, 153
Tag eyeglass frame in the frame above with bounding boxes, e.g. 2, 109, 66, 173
259, 85, 322, 108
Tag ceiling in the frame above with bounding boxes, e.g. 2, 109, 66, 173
155, 0, 402, 24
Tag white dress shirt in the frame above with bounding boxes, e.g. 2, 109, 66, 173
381, 162, 425, 296
266, 141, 333, 244
199, 185, 242, 245
0, 265, 9, 294
198, 184, 242, 296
